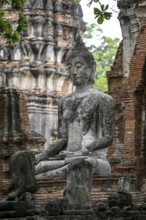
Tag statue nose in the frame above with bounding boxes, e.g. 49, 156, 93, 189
72, 70, 77, 75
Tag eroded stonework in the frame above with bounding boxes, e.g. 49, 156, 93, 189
0, 0, 85, 148
62, 159, 93, 214
117, 0, 140, 77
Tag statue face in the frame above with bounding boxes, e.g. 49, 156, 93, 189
68, 57, 91, 86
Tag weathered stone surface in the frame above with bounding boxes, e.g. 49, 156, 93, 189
108, 177, 133, 210
62, 159, 93, 214
9, 210, 146, 220
34, 176, 144, 212
94, 202, 107, 212
0, 200, 35, 218
45, 198, 62, 216
118, 176, 131, 194
7, 150, 36, 200
0, 0, 85, 149
108, 192, 132, 209
44, 215, 97, 220
111, 144, 123, 163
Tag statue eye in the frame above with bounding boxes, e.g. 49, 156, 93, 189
75, 64, 82, 69
67, 64, 71, 69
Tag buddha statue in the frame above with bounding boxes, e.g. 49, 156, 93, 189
35, 37, 115, 179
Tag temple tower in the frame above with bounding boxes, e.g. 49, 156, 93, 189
0, 0, 85, 148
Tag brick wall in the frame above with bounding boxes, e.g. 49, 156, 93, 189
108, 7, 146, 181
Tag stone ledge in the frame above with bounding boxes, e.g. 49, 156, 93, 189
34, 175, 143, 213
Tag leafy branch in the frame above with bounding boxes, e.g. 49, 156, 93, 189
0, 0, 27, 44
74, 0, 112, 24
84, 23, 120, 91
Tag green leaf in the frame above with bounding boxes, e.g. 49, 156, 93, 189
97, 16, 104, 24
101, 4, 104, 11
17, 13, 27, 33
84, 23, 120, 92
105, 4, 109, 10
94, 7, 101, 15
0, 9, 5, 17
104, 12, 112, 20
0, 0, 11, 4
74, 0, 80, 4
12, 30, 20, 41
0, 0, 28, 44
12, 0, 27, 11
94, 77, 108, 92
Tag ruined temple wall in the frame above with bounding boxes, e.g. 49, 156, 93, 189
0, 0, 85, 149
0, 87, 45, 200
108, 1, 146, 178
107, 42, 124, 158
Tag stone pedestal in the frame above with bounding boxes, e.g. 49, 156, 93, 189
62, 159, 94, 215
45, 198, 62, 216
108, 176, 133, 209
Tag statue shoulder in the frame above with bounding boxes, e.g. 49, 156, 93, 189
88, 89, 114, 104
58, 93, 74, 108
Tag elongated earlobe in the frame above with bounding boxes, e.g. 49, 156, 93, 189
88, 61, 96, 84
92, 61, 96, 74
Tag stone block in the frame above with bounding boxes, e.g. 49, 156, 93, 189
45, 198, 62, 216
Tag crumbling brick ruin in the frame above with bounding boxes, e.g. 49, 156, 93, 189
108, 0, 146, 182
0, 87, 45, 200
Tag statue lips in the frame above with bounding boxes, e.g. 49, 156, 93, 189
72, 77, 78, 84
72, 75, 82, 85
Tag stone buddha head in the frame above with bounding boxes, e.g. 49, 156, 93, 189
66, 36, 96, 87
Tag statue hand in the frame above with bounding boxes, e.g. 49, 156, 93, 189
82, 147, 90, 156
35, 154, 43, 165
59, 150, 75, 157
35, 152, 48, 165
86, 141, 96, 152
58, 150, 67, 159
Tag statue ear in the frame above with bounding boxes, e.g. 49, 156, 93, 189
87, 61, 96, 84
91, 61, 96, 74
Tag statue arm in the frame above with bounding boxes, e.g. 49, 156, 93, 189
87, 95, 115, 152
35, 139, 67, 164
87, 135, 113, 152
